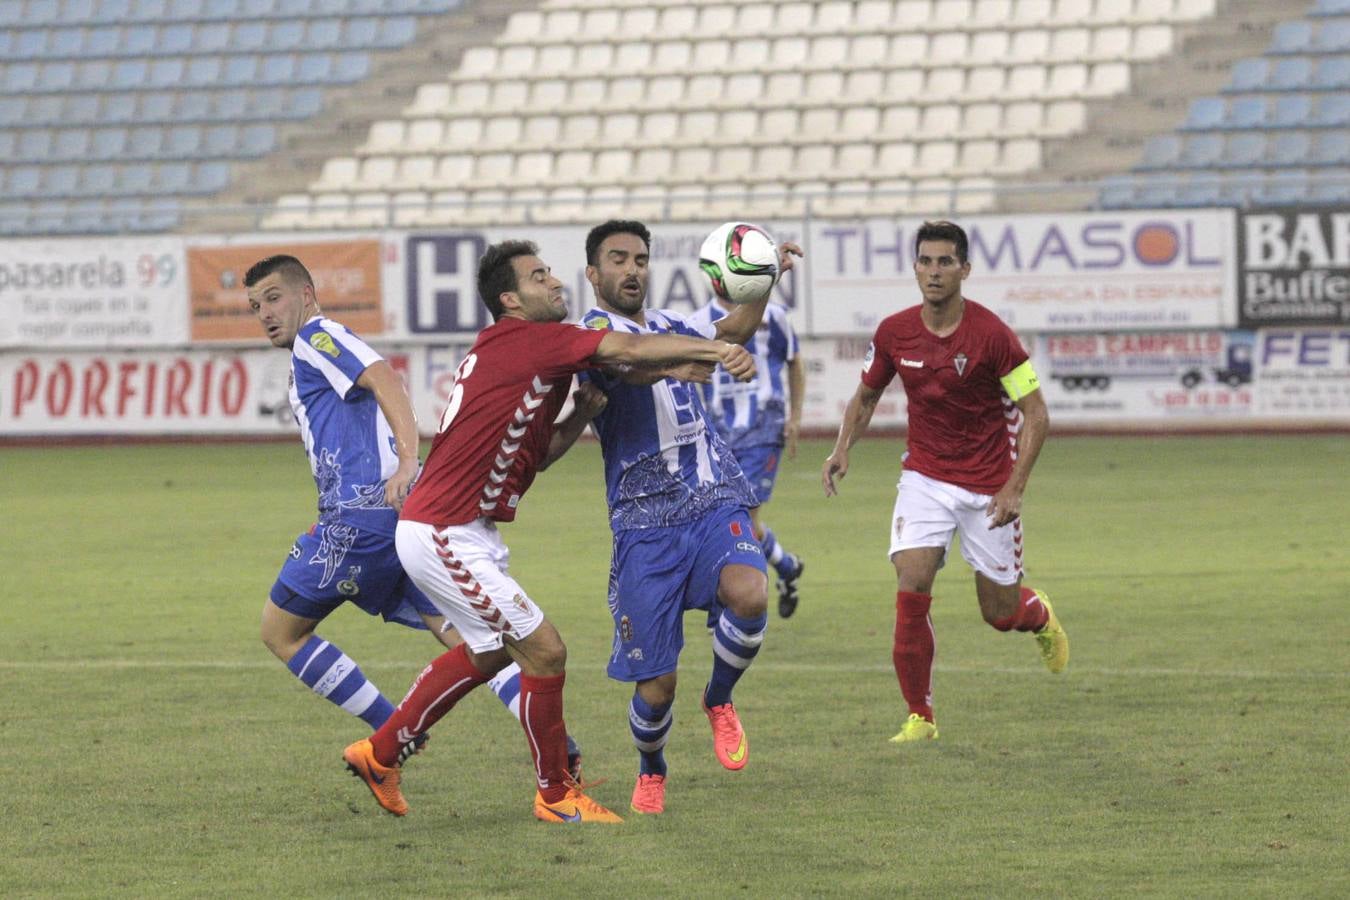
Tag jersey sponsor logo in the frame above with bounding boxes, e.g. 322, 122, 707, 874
735, 541, 761, 554
309, 331, 340, 358
584, 316, 610, 331
900, 358, 923, 368
288, 541, 302, 560
954, 352, 969, 377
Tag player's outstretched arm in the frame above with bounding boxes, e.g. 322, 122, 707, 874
357, 360, 421, 510
541, 382, 608, 471
593, 332, 756, 382
822, 382, 882, 496
609, 360, 717, 386
711, 241, 805, 346
986, 388, 1049, 528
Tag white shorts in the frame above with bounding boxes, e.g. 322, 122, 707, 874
888, 469, 1024, 586
395, 518, 546, 653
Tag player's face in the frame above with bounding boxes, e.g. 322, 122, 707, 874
507, 255, 567, 323
247, 272, 314, 348
913, 240, 970, 306
587, 232, 650, 317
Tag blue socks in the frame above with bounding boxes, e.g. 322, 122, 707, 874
286, 635, 394, 729
629, 692, 673, 777
706, 608, 767, 707
761, 527, 799, 581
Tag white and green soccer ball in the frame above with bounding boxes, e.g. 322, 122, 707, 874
698, 221, 779, 305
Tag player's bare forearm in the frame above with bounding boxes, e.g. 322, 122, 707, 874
615, 361, 716, 385
541, 383, 607, 470
823, 383, 881, 495
358, 360, 420, 508
712, 295, 771, 345
594, 332, 755, 381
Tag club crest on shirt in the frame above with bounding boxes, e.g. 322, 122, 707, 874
309, 331, 340, 358
512, 593, 529, 612
620, 615, 634, 642
954, 352, 969, 377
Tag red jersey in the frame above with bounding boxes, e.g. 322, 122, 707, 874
861, 299, 1028, 494
401, 316, 606, 527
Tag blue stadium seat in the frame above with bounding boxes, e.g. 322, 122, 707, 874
194, 160, 230, 192
165, 125, 203, 157
0, 131, 15, 158
1310, 130, 1349, 164
1139, 134, 1182, 168
170, 0, 205, 18
1315, 20, 1350, 51
159, 23, 195, 55
210, 89, 249, 120
1181, 133, 1224, 167
103, 93, 137, 123
344, 18, 379, 47
232, 22, 267, 49
65, 95, 100, 124
51, 28, 86, 58
118, 162, 154, 194
1313, 56, 1350, 88
46, 165, 81, 197
379, 17, 417, 48
270, 20, 306, 50
1188, 97, 1231, 130
1312, 0, 1350, 14
154, 162, 192, 193
97, 0, 133, 22
192, 22, 232, 52
1270, 21, 1314, 55
140, 91, 176, 121
8, 166, 43, 198
18, 129, 54, 162
1317, 93, 1350, 124
202, 123, 237, 156
111, 59, 149, 88
222, 55, 259, 84
1307, 178, 1349, 203
65, 0, 97, 20
40, 61, 76, 91
289, 87, 323, 117
186, 55, 223, 85
206, 0, 239, 18
1270, 130, 1312, 165
1271, 93, 1314, 127
0, 97, 25, 126
131, 0, 170, 20
307, 19, 341, 49
78, 60, 113, 90
6, 64, 40, 93
14, 29, 49, 60
1227, 58, 1270, 92
85, 26, 120, 57
122, 24, 157, 56
1270, 57, 1313, 91
1254, 170, 1311, 204
54, 127, 92, 160
1227, 96, 1267, 127
336, 52, 370, 81
1176, 176, 1223, 207
249, 87, 286, 117
65, 199, 109, 234
296, 52, 333, 83
126, 127, 164, 158
149, 58, 186, 88
26, 0, 62, 24
90, 126, 129, 159
28, 94, 63, 123
0, 1, 21, 27
80, 163, 118, 194
240, 123, 276, 155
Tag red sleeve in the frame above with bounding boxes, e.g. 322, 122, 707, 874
988, 317, 1030, 379
860, 326, 896, 391
525, 321, 607, 381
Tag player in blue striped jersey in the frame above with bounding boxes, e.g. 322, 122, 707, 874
246, 255, 576, 769
578, 221, 802, 815
686, 298, 807, 618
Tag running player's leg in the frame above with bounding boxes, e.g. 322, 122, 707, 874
888, 471, 960, 741
740, 445, 803, 618
697, 508, 768, 770
262, 530, 401, 729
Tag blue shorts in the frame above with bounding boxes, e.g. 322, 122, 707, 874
269, 524, 438, 629
735, 444, 781, 506
606, 506, 766, 682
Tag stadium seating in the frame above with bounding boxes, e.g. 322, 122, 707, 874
1103, 6, 1350, 208
0, 0, 457, 234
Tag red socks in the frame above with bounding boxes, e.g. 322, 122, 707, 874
893, 591, 935, 723
371, 643, 490, 765
991, 585, 1051, 633
520, 672, 570, 803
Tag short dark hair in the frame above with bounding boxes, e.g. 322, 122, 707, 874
914, 220, 969, 264
585, 219, 651, 266
477, 239, 539, 321
243, 254, 314, 289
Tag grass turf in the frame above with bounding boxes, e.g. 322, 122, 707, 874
1, 435, 1346, 897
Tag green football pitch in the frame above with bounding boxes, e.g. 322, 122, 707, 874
2, 435, 1346, 898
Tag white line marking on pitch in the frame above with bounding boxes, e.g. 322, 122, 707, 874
0, 659, 1343, 680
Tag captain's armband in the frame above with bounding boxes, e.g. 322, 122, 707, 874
999, 360, 1041, 401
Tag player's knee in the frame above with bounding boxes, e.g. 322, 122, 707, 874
719, 572, 768, 618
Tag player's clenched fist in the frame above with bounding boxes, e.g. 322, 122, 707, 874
717, 342, 756, 382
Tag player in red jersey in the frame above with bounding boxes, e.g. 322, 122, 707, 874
821, 220, 1069, 744
342, 239, 755, 822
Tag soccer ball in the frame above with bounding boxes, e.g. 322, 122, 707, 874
698, 222, 779, 305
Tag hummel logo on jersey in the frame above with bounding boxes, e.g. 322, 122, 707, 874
900, 358, 923, 368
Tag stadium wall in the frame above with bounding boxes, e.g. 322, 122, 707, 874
1, 210, 1347, 437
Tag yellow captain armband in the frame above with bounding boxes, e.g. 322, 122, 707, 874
999, 360, 1041, 401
